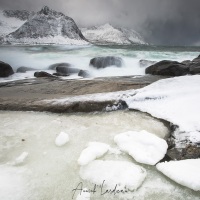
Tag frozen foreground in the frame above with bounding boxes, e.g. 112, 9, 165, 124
1, 111, 200, 200
122, 75, 200, 147
44, 75, 200, 148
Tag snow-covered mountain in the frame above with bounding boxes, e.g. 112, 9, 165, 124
0, 10, 30, 37
1, 6, 88, 45
81, 23, 147, 45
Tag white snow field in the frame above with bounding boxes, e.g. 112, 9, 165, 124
123, 75, 200, 147
79, 160, 147, 190
0, 111, 199, 200
114, 130, 168, 165
156, 159, 200, 191
78, 142, 110, 166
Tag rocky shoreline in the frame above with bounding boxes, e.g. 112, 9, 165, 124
1, 74, 199, 161
0, 75, 167, 112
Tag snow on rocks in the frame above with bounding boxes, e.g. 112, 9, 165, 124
78, 142, 110, 166
156, 159, 200, 191
114, 130, 168, 165
55, 132, 69, 147
14, 152, 29, 165
76, 188, 91, 200
79, 160, 146, 191
124, 75, 200, 147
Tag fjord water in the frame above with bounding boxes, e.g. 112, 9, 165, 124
0, 111, 200, 200
0, 45, 200, 78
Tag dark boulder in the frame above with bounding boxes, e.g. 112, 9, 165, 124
0, 61, 14, 77
188, 55, 200, 74
48, 63, 72, 70
181, 60, 191, 65
189, 64, 200, 74
53, 72, 69, 77
34, 71, 55, 78
145, 60, 189, 76
166, 145, 200, 160
56, 66, 80, 74
17, 66, 36, 73
139, 59, 156, 68
78, 70, 91, 78
192, 54, 200, 62
90, 56, 123, 69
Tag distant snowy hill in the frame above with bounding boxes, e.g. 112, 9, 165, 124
81, 23, 147, 45
1, 6, 88, 45
0, 10, 30, 37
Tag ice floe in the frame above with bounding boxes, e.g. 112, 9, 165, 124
156, 159, 200, 191
79, 160, 146, 191
78, 142, 110, 166
114, 130, 168, 165
55, 132, 69, 147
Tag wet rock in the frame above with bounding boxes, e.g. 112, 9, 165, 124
34, 71, 55, 78
192, 55, 200, 62
56, 66, 80, 75
139, 59, 156, 68
78, 70, 91, 78
145, 60, 189, 76
53, 72, 69, 77
105, 100, 128, 112
0, 61, 14, 77
181, 60, 191, 65
188, 55, 200, 74
48, 62, 72, 70
17, 66, 36, 73
189, 64, 200, 74
166, 145, 200, 160
90, 56, 123, 69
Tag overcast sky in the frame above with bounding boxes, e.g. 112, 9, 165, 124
1, 0, 200, 46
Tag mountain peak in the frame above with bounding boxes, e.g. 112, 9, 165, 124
40, 6, 50, 15
38, 6, 64, 17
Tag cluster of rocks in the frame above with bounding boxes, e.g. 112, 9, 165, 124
0, 56, 123, 78
145, 55, 200, 76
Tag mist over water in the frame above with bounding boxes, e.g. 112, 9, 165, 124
0, 45, 200, 79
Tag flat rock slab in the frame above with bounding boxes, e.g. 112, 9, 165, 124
0, 75, 169, 113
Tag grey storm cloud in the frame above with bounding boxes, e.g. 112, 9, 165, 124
0, 0, 200, 45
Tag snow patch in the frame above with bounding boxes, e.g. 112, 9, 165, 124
156, 159, 200, 191
114, 130, 168, 165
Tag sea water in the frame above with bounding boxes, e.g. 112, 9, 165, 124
0, 111, 200, 200
0, 45, 200, 82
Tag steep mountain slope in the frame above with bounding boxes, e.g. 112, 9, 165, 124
2, 6, 88, 45
81, 23, 147, 45
0, 10, 29, 37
